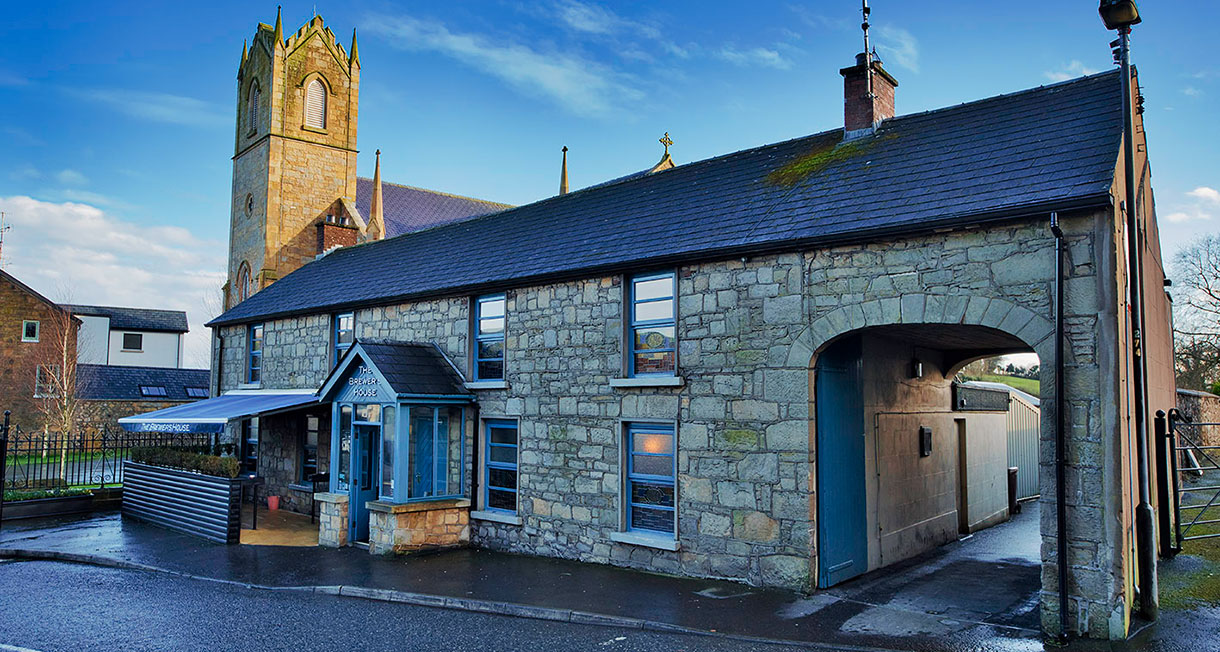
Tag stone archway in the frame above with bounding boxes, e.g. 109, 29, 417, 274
785, 293, 1054, 366
793, 292, 1054, 603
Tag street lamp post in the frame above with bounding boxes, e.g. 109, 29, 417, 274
1099, 0, 1158, 622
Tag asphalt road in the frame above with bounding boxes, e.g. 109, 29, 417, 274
0, 560, 833, 652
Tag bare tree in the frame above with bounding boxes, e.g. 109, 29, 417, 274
29, 297, 85, 482
1173, 234, 1220, 393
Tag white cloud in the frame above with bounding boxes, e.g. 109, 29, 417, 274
718, 45, 792, 70
56, 169, 88, 186
873, 25, 919, 73
363, 13, 644, 118
10, 165, 40, 181
555, 1, 660, 40
1045, 60, 1101, 82
1183, 86, 1202, 97
0, 195, 225, 367
70, 89, 226, 128
1188, 186, 1220, 203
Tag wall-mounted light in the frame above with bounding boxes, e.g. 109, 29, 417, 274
910, 358, 923, 379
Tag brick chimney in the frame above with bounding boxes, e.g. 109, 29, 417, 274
840, 53, 898, 139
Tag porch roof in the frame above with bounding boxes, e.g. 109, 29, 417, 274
117, 389, 318, 434
318, 340, 474, 402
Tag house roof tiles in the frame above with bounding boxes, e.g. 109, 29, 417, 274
212, 71, 1122, 327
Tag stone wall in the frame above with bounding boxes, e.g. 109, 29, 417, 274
77, 399, 190, 435
212, 210, 1138, 637
368, 499, 470, 554
1176, 389, 1220, 447
257, 406, 332, 513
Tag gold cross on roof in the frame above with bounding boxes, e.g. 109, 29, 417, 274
659, 132, 673, 156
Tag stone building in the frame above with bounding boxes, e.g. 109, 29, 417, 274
121, 11, 1179, 642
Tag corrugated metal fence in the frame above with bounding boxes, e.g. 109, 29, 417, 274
1006, 393, 1041, 500
122, 461, 241, 543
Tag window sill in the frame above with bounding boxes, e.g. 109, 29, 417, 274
470, 510, 522, 525
120, 349, 143, 353
238, 383, 261, 390
609, 376, 684, 389
301, 125, 329, 135
287, 483, 317, 492
464, 380, 509, 390
609, 531, 680, 551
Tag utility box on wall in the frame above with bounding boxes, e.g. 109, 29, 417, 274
919, 426, 933, 457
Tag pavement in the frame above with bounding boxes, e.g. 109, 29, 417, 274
4, 502, 1210, 652
0, 504, 1054, 652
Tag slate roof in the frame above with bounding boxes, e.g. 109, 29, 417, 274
355, 177, 512, 238
353, 341, 472, 398
76, 364, 211, 401
212, 71, 1123, 327
66, 305, 189, 332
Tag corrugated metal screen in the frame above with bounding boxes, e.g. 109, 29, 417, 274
305, 80, 326, 128
1007, 394, 1041, 500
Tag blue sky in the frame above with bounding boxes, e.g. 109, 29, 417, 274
1, 1, 1217, 365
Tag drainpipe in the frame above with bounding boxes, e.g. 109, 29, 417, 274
1050, 212, 1070, 641
469, 402, 481, 510
1116, 25, 1158, 621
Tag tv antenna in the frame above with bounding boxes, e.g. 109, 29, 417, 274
0, 212, 10, 270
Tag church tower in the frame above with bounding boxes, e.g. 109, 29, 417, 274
225, 9, 361, 309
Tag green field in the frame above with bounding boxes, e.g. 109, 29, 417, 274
964, 373, 1041, 397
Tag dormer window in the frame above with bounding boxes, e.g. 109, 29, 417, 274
305, 79, 326, 129
139, 385, 167, 397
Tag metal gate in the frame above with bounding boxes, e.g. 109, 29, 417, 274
1161, 409, 1220, 553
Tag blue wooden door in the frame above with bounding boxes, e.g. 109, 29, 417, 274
350, 424, 379, 542
410, 413, 435, 497
815, 336, 867, 588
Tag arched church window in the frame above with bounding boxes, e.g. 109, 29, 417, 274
247, 83, 260, 133
236, 263, 252, 303
305, 79, 326, 129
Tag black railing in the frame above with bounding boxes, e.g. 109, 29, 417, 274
1, 423, 213, 491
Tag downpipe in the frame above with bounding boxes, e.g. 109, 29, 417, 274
1050, 213, 1070, 641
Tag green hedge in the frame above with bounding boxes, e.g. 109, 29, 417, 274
130, 447, 241, 479
3, 487, 93, 502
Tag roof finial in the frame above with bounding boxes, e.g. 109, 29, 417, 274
241, 39, 249, 67
660, 132, 673, 156
349, 28, 360, 67
560, 146, 569, 196
649, 132, 676, 174
368, 149, 384, 241
273, 5, 284, 45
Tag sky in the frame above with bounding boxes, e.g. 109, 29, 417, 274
1, 1, 1217, 368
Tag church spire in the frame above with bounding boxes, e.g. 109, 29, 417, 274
560, 146, 569, 195
273, 5, 284, 45
349, 28, 360, 69
368, 149, 385, 240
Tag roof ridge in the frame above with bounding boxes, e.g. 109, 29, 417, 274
885, 69, 1121, 125
66, 303, 186, 314
357, 177, 513, 208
